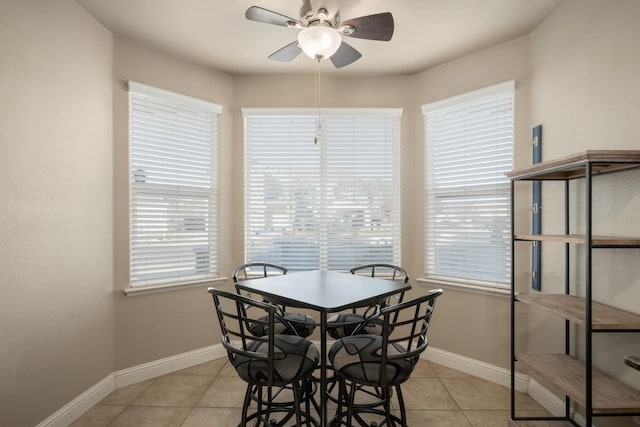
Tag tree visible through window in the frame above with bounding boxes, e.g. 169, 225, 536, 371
243, 108, 402, 271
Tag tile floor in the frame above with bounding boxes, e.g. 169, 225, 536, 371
71, 358, 548, 427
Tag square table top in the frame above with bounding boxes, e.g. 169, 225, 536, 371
235, 269, 411, 313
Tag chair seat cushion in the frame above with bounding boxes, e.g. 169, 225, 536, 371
326, 313, 383, 339
234, 335, 320, 386
249, 312, 316, 338
329, 335, 415, 385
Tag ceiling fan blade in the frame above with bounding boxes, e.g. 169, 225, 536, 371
330, 41, 362, 68
245, 6, 300, 27
340, 12, 394, 41
269, 41, 303, 62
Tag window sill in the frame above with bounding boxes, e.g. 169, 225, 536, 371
123, 277, 228, 296
416, 277, 511, 298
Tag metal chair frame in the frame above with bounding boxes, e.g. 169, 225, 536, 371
209, 287, 318, 426
330, 288, 443, 427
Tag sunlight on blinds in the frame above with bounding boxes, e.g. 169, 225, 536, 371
423, 81, 514, 287
129, 82, 221, 287
243, 108, 401, 271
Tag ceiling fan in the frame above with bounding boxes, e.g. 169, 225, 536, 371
245, 1, 394, 68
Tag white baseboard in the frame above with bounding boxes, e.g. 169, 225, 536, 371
37, 344, 226, 427
422, 346, 588, 426
36, 373, 116, 427
39, 343, 580, 427
114, 344, 226, 388
421, 346, 529, 393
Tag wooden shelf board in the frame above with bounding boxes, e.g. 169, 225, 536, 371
510, 420, 575, 427
506, 150, 640, 181
626, 356, 640, 372
517, 294, 640, 330
514, 234, 640, 246
517, 354, 640, 414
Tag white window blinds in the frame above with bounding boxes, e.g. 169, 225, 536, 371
129, 82, 221, 288
423, 81, 514, 287
243, 108, 402, 271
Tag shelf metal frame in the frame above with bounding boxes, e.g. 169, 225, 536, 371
509, 153, 640, 426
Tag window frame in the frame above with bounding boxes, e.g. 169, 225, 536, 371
422, 81, 515, 291
126, 82, 222, 293
242, 107, 403, 271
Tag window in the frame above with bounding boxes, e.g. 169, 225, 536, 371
129, 82, 221, 288
243, 108, 402, 271
423, 81, 514, 288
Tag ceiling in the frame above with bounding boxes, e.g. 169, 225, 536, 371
75, 0, 563, 76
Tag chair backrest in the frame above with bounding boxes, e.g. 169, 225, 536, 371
232, 262, 287, 283
232, 262, 289, 314
350, 263, 409, 283
369, 288, 443, 383
208, 287, 292, 386
350, 264, 409, 312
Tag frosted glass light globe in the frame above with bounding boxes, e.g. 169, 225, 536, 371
297, 26, 342, 61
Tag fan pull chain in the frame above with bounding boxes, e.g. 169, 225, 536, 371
314, 61, 320, 145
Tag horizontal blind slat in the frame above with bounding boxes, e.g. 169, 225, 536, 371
424, 86, 513, 285
130, 86, 220, 287
245, 113, 400, 270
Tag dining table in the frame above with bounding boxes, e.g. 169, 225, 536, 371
234, 269, 412, 427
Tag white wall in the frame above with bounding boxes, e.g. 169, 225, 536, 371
0, 1, 114, 425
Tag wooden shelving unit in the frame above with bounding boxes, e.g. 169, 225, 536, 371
514, 234, 640, 247
518, 354, 640, 414
508, 150, 640, 426
516, 294, 640, 330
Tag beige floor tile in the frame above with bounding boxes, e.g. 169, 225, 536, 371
108, 406, 191, 427
462, 409, 513, 427
218, 360, 238, 376
71, 356, 557, 427
332, 409, 400, 426
99, 380, 154, 406
69, 405, 127, 427
406, 410, 473, 427
181, 407, 243, 427
133, 374, 213, 407
441, 377, 509, 410
197, 375, 248, 408
173, 359, 227, 377
412, 359, 438, 377
463, 409, 551, 427
430, 362, 473, 378
400, 377, 460, 410
441, 377, 543, 411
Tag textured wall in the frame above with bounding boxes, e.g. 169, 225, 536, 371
0, 1, 114, 425
528, 1, 640, 424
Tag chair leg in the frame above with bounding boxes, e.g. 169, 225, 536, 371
395, 384, 407, 427
346, 380, 358, 427
291, 381, 303, 426
382, 386, 392, 427
242, 383, 253, 426
304, 378, 315, 427
335, 377, 346, 426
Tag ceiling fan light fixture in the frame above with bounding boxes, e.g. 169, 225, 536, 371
297, 25, 342, 61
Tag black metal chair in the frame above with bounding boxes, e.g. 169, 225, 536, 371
328, 288, 443, 427
208, 287, 320, 426
233, 262, 316, 338
326, 264, 409, 340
